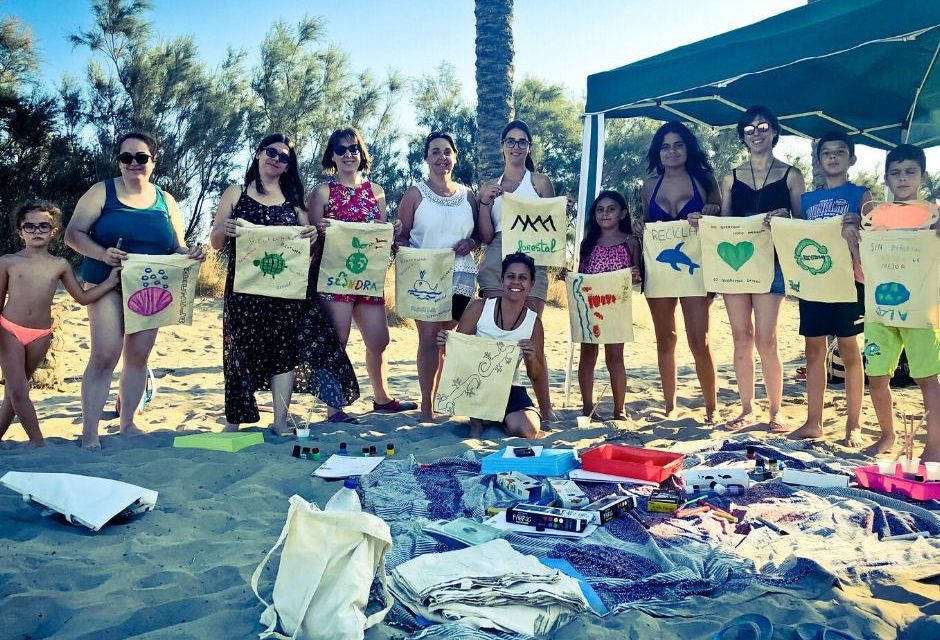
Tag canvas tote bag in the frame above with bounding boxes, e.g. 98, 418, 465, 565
251, 494, 393, 640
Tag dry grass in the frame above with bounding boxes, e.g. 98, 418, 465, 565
31, 309, 65, 390
384, 263, 414, 329
545, 267, 568, 308
196, 248, 227, 298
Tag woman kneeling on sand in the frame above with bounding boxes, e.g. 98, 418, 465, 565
437, 252, 546, 439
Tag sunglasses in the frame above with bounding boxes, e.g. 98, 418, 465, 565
333, 143, 361, 156
502, 137, 530, 149
21, 222, 53, 233
117, 152, 152, 165
263, 147, 291, 164
742, 122, 772, 136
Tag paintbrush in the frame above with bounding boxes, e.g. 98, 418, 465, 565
587, 384, 609, 422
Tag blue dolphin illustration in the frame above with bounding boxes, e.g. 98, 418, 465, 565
656, 242, 700, 274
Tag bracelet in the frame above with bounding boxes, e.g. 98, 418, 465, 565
479, 200, 492, 206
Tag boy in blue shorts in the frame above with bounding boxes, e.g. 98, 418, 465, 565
789, 133, 870, 447
861, 144, 939, 461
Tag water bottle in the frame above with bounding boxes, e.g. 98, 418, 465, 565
324, 478, 361, 512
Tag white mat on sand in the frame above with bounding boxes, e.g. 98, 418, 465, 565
0, 471, 157, 531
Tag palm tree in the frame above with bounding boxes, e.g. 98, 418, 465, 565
475, 0, 514, 182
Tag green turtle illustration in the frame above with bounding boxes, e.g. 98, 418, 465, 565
254, 251, 287, 278
345, 236, 369, 274
863, 341, 881, 357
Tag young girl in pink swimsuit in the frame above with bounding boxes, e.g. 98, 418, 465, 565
575, 191, 641, 419
0, 201, 120, 447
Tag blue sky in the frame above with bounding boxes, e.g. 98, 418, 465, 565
3, 0, 926, 172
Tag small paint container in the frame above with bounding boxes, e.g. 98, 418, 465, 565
362, 446, 370, 456
876, 459, 896, 475
295, 427, 310, 441
925, 462, 940, 481
339, 442, 348, 455
311, 447, 320, 461
369, 445, 377, 456
576, 416, 590, 429
386, 443, 395, 457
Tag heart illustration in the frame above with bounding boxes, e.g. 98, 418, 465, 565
717, 241, 754, 271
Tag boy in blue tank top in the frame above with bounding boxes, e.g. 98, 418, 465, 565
788, 133, 870, 447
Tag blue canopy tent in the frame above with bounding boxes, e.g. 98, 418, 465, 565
566, 0, 940, 404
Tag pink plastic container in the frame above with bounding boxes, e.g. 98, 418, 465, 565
854, 465, 940, 501
581, 444, 684, 483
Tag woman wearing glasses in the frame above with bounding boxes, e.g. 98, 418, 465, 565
307, 127, 414, 422
719, 105, 805, 432
209, 133, 359, 434
396, 132, 480, 422
67, 132, 204, 449
477, 120, 556, 420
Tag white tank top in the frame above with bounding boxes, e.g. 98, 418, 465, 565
491, 169, 539, 234
475, 297, 537, 384
410, 181, 478, 296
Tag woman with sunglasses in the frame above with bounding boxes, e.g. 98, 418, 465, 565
477, 120, 555, 421
397, 132, 480, 422
719, 105, 805, 432
209, 133, 359, 434
66, 131, 205, 449
307, 127, 414, 422
637, 121, 721, 423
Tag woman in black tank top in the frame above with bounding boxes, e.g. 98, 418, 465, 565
718, 106, 805, 433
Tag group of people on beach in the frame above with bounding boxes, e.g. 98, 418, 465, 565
0, 107, 937, 464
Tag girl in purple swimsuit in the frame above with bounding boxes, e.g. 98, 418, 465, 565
636, 121, 721, 423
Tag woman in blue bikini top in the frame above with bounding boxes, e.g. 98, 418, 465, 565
637, 121, 721, 424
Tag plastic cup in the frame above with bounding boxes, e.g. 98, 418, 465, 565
924, 462, 940, 481
876, 459, 896, 475
576, 416, 590, 429
295, 428, 311, 441
899, 456, 920, 476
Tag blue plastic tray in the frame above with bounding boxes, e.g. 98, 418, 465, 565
480, 448, 579, 477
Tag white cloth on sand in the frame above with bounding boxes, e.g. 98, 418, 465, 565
0, 471, 157, 531
388, 538, 591, 637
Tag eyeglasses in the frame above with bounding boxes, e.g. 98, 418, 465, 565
742, 122, 772, 136
117, 152, 152, 165
21, 222, 53, 233
333, 143, 361, 157
502, 137, 530, 149
263, 147, 291, 164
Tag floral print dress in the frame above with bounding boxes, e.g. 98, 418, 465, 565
223, 190, 359, 424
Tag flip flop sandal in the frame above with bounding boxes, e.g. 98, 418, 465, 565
796, 623, 857, 640
372, 398, 418, 413
326, 410, 359, 424
713, 613, 773, 640
769, 420, 791, 433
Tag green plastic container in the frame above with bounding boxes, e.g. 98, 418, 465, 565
173, 432, 264, 452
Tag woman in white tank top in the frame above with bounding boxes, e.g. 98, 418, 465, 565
476, 120, 556, 421
397, 132, 481, 422
436, 253, 546, 439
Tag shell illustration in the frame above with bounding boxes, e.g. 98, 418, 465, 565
127, 287, 174, 316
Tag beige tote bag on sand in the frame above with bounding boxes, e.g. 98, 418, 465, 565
394, 247, 454, 321
435, 332, 519, 421
252, 494, 393, 640
317, 220, 394, 297
567, 268, 635, 344
234, 222, 310, 300
770, 216, 857, 302
859, 229, 939, 329
699, 215, 775, 294
642, 220, 706, 298
121, 253, 200, 334
500, 192, 567, 267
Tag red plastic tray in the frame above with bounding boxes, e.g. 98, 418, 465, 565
580, 444, 684, 483
854, 465, 940, 501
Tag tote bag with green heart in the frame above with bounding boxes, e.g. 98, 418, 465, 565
699, 216, 775, 294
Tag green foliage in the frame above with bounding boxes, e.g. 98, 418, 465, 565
852, 167, 886, 202
514, 77, 581, 197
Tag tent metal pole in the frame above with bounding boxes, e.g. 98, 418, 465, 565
565, 113, 605, 408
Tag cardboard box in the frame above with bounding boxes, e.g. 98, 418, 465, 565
646, 489, 681, 513
584, 494, 635, 524
546, 478, 590, 509
505, 503, 591, 533
496, 471, 543, 501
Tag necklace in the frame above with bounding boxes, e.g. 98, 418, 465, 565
748, 157, 776, 213
495, 298, 526, 331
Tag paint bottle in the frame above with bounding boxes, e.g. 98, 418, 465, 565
386, 443, 395, 457
710, 482, 746, 497
362, 446, 370, 457
311, 447, 320, 461
369, 445, 377, 457
746, 446, 756, 461
339, 442, 348, 456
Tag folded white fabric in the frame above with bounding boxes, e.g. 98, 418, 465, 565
389, 538, 590, 637
0, 471, 158, 531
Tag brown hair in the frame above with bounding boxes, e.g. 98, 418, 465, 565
321, 127, 371, 174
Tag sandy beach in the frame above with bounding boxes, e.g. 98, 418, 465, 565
1, 291, 937, 639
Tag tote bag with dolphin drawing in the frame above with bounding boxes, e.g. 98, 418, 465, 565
642, 220, 706, 298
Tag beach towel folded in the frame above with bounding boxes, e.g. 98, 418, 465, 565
0, 471, 157, 532
389, 539, 591, 637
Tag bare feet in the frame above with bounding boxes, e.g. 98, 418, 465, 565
920, 447, 940, 463
788, 421, 823, 440
862, 432, 896, 457
725, 410, 755, 432
81, 433, 101, 450
612, 413, 627, 421
843, 428, 864, 449
468, 418, 485, 439
120, 424, 145, 437
28, 438, 45, 449
222, 422, 240, 433
541, 410, 557, 423
269, 422, 294, 437
704, 412, 716, 425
